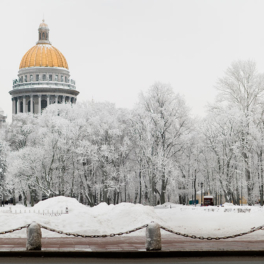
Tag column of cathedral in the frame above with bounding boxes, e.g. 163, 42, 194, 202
12, 95, 77, 114
30, 95, 33, 113
38, 95, 41, 114
16, 98, 19, 114
23, 96, 26, 113
12, 98, 15, 114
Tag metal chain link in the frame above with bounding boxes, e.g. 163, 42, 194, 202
1, 222, 264, 240
39, 224, 148, 238
160, 225, 264, 240
0, 224, 29, 235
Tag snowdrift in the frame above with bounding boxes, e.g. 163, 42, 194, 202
0, 197, 264, 239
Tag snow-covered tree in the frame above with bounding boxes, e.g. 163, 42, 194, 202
215, 60, 264, 205
134, 82, 191, 204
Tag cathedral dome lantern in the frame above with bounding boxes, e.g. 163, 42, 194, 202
9, 20, 79, 116
37, 19, 50, 44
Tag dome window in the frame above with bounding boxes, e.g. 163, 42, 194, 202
49, 74, 52, 81
36, 74, 39, 81
61, 76, 64, 82
24, 75, 27, 82
55, 75, 58, 81
43, 74, 46, 81
30, 75, 33, 82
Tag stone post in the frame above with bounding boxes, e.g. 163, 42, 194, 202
55, 95, 58, 104
26, 222, 42, 250
146, 222, 162, 251
47, 95, 50, 106
62, 95, 65, 104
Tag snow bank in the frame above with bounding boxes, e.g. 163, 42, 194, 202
155, 202, 183, 209
0, 197, 165, 238
222, 202, 235, 207
33, 196, 89, 213
1, 197, 264, 240
89, 202, 165, 234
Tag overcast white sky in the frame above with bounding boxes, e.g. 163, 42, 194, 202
1, 0, 264, 121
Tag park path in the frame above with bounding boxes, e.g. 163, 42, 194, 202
0, 235, 262, 251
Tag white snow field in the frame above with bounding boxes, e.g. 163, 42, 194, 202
0, 196, 264, 239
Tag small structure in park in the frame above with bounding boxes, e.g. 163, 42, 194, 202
203, 196, 214, 206
9, 20, 80, 115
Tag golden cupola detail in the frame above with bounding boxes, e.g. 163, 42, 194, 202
19, 20, 69, 70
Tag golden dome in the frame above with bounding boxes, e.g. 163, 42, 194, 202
19, 44, 69, 69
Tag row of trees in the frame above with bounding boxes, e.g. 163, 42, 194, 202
1, 60, 264, 206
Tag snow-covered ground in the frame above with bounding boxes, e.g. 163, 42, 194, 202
0, 196, 264, 240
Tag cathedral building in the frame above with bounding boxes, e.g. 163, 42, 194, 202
9, 20, 79, 114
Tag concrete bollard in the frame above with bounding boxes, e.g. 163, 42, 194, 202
146, 221, 162, 251
26, 222, 42, 250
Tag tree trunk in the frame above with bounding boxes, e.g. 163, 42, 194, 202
12, 189, 16, 206
134, 189, 138, 204
116, 191, 119, 204
160, 167, 167, 204
139, 170, 142, 204
23, 190, 27, 207
160, 178, 166, 204
242, 146, 253, 205
124, 183, 127, 202
259, 150, 263, 206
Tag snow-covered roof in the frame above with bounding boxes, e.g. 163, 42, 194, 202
204, 196, 213, 198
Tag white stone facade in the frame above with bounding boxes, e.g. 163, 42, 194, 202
10, 66, 78, 115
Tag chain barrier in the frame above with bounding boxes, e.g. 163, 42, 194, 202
1, 223, 264, 240
160, 225, 264, 240
0, 223, 147, 237
0, 224, 29, 235
39, 224, 148, 238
